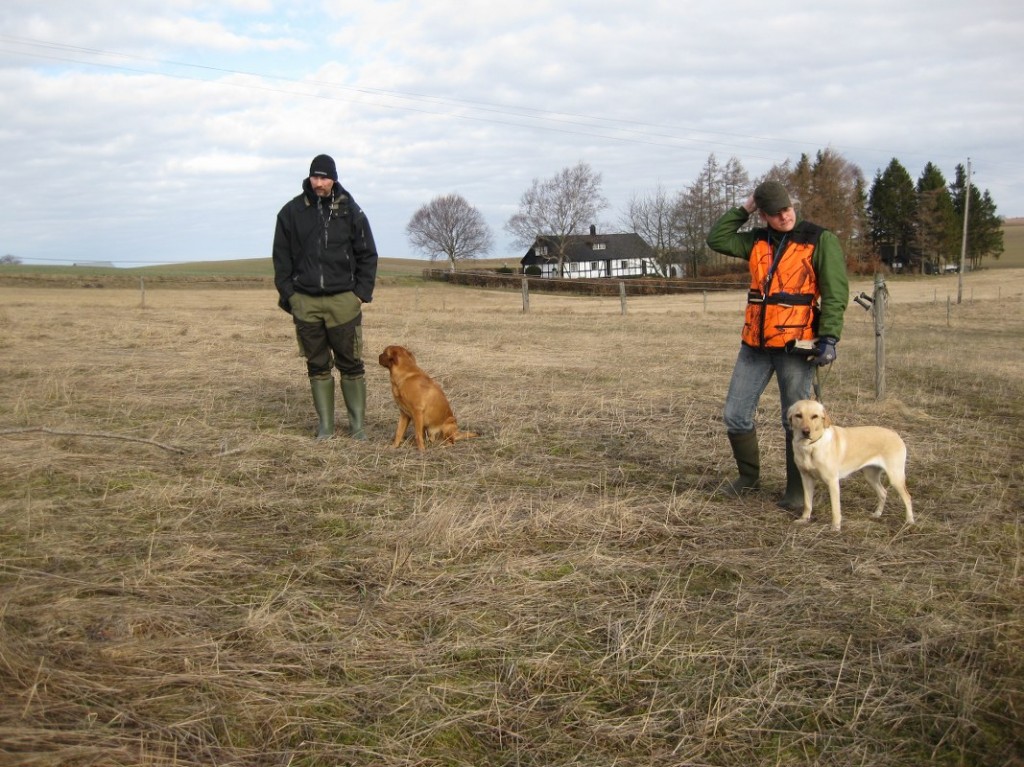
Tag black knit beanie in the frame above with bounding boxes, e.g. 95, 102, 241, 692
309, 154, 338, 182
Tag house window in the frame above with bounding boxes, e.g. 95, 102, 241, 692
593, 242, 606, 250
536, 245, 548, 256
590, 262, 599, 271
620, 261, 628, 270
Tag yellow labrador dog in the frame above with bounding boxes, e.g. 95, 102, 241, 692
787, 399, 914, 532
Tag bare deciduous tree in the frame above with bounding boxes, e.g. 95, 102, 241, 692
756, 149, 868, 268
505, 162, 607, 276
673, 153, 750, 276
673, 185, 714, 278
0, 254, 21, 265
406, 193, 494, 271
621, 184, 680, 277
789, 149, 866, 260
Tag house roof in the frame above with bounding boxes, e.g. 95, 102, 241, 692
520, 231, 653, 265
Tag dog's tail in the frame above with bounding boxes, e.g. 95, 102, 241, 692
438, 418, 479, 444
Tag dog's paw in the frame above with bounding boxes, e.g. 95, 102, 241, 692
793, 518, 811, 526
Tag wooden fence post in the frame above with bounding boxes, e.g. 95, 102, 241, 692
874, 273, 886, 400
521, 278, 530, 313
619, 281, 627, 315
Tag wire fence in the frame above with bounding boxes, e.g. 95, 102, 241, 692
421, 267, 747, 298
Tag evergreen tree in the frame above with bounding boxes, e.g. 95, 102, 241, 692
789, 154, 814, 213
868, 158, 917, 270
950, 164, 1004, 270
914, 163, 958, 271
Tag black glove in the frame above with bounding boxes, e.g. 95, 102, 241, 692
813, 336, 837, 366
277, 295, 292, 313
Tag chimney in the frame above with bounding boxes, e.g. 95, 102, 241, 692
589, 224, 596, 236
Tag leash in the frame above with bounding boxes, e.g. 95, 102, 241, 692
812, 365, 829, 405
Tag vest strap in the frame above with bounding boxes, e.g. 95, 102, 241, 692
747, 290, 814, 306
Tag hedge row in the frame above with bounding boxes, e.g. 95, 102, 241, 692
421, 269, 746, 296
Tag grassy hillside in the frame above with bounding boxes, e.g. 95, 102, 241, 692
160, 221, 1024, 273
131, 256, 437, 278
1001, 217, 1024, 267
3, 218, 1022, 279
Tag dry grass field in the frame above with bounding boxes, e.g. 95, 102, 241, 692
1, 270, 1022, 766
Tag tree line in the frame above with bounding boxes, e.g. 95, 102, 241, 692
406, 150, 1004, 276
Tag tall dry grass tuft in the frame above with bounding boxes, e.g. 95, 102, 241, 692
1, 271, 1022, 766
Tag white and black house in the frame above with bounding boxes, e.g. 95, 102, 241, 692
520, 225, 658, 279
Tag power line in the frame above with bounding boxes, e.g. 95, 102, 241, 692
0, 33, 953, 167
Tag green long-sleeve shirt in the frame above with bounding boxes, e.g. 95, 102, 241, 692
706, 207, 849, 341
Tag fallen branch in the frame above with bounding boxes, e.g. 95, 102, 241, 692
0, 426, 189, 455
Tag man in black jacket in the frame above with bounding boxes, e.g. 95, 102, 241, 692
273, 154, 378, 440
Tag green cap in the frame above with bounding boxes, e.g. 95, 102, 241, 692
753, 181, 792, 215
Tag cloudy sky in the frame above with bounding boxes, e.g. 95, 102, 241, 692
1, 0, 1021, 267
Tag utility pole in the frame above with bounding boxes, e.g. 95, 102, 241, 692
957, 158, 971, 305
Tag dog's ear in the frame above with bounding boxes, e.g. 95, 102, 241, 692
822, 408, 832, 428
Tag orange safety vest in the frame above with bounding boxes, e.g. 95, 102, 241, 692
742, 222, 823, 349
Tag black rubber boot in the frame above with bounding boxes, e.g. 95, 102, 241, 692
340, 376, 367, 440
722, 430, 760, 497
309, 376, 335, 441
777, 432, 805, 510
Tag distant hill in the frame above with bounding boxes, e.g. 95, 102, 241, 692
3, 219, 1022, 278
1002, 218, 1024, 268
132, 256, 518, 278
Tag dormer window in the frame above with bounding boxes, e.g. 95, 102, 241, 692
592, 242, 606, 251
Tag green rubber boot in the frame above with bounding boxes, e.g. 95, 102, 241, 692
722, 430, 760, 497
777, 432, 805, 511
309, 376, 335, 441
340, 376, 367, 440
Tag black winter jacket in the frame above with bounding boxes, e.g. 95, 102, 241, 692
272, 179, 378, 308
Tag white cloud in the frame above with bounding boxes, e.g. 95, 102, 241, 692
1, 0, 1022, 266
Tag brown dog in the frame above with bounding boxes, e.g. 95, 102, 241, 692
378, 345, 478, 450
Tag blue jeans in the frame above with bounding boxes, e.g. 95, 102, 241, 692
724, 344, 815, 434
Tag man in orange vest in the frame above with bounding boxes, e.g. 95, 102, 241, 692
706, 180, 849, 510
